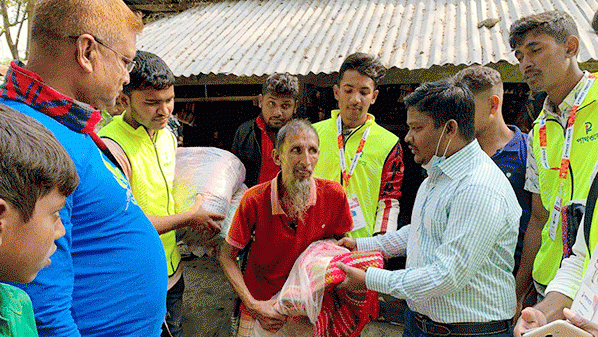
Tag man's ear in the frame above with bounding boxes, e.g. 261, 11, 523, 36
371, 89, 379, 105
333, 84, 340, 101
489, 95, 501, 115
74, 34, 98, 74
445, 119, 459, 137
272, 148, 282, 166
0, 199, 9, 246
564, 35, 580, 58
121, 93, 131, 111
257, 94, 263, 109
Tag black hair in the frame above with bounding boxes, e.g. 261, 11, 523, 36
403, 79, 475, 141
338, 53, 386, 87
122, 50, 175, 94
509, 10, 578, 49
262, 73, 300, 100
0, 104, 79, 222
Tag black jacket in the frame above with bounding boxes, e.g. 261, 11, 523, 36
231, 119, 262, 187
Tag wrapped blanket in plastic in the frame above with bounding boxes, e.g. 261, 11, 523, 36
172, 147, 246, 256
248, 240, 383, 337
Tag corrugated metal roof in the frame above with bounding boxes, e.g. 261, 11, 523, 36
137, 0, 598, 78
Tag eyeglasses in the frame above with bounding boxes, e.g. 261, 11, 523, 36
69, 35, 136, 73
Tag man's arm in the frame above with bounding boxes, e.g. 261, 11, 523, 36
515, 193, 548, 308
219, 242, 286, 332
364, 185, 515, 303
374, 141, 404, 234
102, 137, 224, 234
148, 194, 224, 234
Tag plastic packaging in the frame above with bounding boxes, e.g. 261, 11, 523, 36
172, 147, 247, 256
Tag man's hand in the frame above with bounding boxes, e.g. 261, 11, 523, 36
564, 308, 598, 336
337, 262, 367, 292
514, 307, 547, 337
337, 237, 357, 251
186, 194, 224, 232
248, 298, 287, 332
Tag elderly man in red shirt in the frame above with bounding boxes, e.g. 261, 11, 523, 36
220, 119, 353, 335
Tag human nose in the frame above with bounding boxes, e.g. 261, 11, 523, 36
519, 54, 534, 70
55, 219, 66, 241
349, 92, 360, 104
122, 69, 130, 86
404, 130, 413, 144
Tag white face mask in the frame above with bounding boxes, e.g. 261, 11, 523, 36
422, 121, 452, 173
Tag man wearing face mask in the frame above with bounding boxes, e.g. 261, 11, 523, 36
336, 79, 521, 337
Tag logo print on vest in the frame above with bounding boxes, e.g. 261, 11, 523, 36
586, 122, 593, 134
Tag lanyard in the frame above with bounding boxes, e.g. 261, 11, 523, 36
336, 115, 371, 188
541, 74, 595, 241
538, 74, 595, 180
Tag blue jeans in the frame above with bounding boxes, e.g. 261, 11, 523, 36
162, 275, 185, 337
403, 308, 513, 337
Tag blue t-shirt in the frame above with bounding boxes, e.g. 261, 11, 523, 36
1, 99, 167, 337
491, 125, 531, 273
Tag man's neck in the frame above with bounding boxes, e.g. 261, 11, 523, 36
477, 122, 514, 157
123, 111, 156, 137
340, 112, 367, 129
26, 59, 77, 101
547, 68, 584, 109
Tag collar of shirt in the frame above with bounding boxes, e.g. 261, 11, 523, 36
2, 60, 105, 149
270, 173, 317, 215
542, 70, 591, 125
492, 125, 524, 158
435, 140, 483, 181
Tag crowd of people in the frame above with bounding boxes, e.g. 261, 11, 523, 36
1, 0, 598, 336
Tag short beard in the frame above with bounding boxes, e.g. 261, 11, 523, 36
282, 178, 311, 222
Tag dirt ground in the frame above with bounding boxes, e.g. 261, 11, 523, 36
180, 253, 404, 337
181, 255, 235, 337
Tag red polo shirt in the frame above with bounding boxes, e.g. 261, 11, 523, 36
227, 176, 353, 301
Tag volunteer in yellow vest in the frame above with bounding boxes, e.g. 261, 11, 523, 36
511, 11, 598, 336
99, 51, 224, 337
313, 53, 404, 238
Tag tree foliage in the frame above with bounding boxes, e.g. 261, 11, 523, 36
1, 0, 29, 60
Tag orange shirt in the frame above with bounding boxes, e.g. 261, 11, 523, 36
227, 176, 353, 301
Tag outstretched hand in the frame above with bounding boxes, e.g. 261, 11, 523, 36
337, 262, 367, 292
336, 237, 357, 251
513, 307, 547, 337
187, 194, 224, 232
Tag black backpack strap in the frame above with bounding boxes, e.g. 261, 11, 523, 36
584, 172, 598, 252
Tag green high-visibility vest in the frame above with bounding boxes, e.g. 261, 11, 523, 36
313, 110, 399, 238
532, 77, 598, 287
99, 114, 181, 276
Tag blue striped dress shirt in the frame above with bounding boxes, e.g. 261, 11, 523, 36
358, 140, 521, 323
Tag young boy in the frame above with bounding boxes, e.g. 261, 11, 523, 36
0, 104, 79, 335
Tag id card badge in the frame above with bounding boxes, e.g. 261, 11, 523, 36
348, 197, 367, 231
549, 195, 563, 241
571, 243, 598, 322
